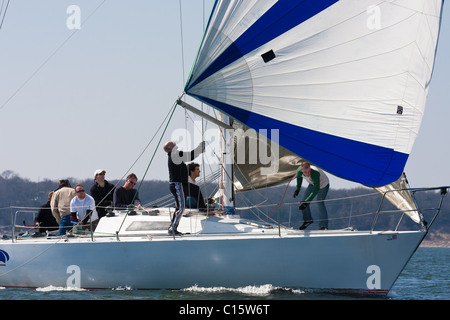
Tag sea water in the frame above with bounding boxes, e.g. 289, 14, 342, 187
0, 247, 448, 301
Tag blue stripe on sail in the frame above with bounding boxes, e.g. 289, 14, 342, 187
185, 0, 339, 91
189, 95, 407, 187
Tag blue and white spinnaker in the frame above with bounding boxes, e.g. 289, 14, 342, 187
185, 0, 444, 186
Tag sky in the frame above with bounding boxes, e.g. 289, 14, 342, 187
0, 0, 449, 190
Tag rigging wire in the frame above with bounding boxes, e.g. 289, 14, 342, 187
179, 0, 186, 87
0, 0, 108, 111
200, 0, 208, 207
116, 101, 178, 233
177, 0, 215, 212
263, 175, 295, 221
0, 0, 10, 31
86, 99, 179, 220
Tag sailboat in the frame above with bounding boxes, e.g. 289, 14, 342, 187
0, 0, 447, 295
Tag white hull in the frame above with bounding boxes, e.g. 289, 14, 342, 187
0, 211, 425, 294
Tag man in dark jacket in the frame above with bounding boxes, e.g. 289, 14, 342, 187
186, 162, 207, 210
90, 169, 115, 218
113, 173, 141, 209
163, 141, 205, 235
35, 191, 58, 233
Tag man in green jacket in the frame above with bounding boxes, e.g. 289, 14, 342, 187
293, 161, 330, 230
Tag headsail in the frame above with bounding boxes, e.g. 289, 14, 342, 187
374, 173, 422, 224
185, 0, 444, 187
232, 121, 302, 191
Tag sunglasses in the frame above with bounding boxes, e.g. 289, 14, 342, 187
76, 189, 86, 193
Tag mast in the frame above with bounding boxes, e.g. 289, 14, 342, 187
176, 99, 235, 213
220, 113, 235, 214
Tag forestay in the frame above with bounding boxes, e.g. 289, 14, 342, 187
185, 0, 444, 187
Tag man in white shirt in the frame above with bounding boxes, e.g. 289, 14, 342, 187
70, 184, 100, 231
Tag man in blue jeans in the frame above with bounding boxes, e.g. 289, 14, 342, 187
51, 182, 76, 236
293, 161, 330, 230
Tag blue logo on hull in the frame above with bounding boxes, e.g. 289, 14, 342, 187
0, 249, 10, 266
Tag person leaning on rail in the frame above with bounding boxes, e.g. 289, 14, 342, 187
293, 161, 330, 231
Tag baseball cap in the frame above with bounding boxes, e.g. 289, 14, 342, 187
94, 169, 106, 176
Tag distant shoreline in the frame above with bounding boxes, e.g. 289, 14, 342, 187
421, 233, 450, 248
421, 241, 450, 248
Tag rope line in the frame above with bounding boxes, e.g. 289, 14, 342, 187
116, 101, 178, 233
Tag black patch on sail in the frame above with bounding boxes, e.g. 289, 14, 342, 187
262, 50, 276, 63
397, 106, 404, 115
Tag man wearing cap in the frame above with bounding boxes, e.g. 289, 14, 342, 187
90, 169, 115, 218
